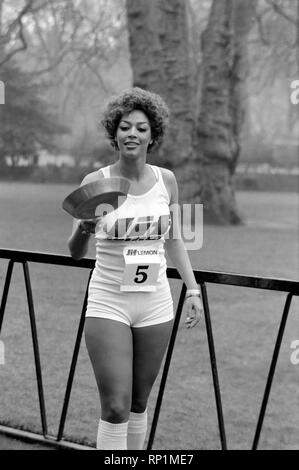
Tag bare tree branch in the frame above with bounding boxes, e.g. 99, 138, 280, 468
265, 0, 297, 25
0, 0, 47, 45
255, 9, 271, 45
84, 61, 109, 93
0, 16, 29, 66
0, 0, 50, 66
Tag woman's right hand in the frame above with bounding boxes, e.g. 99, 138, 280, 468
78, 218, 99, 234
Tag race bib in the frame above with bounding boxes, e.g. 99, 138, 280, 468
121, 246, 161, 292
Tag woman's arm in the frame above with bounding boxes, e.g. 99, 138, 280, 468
67, 170, 102, 260
68, 218, 95, 260
162, 168, 202, 328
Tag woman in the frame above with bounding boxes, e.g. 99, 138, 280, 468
68, 87, 202, 450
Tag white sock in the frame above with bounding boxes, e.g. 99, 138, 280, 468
127, 409, 148, 450
96, 419, 128, 450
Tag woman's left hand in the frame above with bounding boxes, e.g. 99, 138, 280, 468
184, 296, 203, 328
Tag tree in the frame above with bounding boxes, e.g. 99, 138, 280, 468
195, 0, 257, 224
0, 62, 69, 167
251, 0, 298, 160
247, 0, 297, 144
298, 0, 299, 73
126, 0, 196, 202
0, 0, 47, 66
0, 0, 128, 166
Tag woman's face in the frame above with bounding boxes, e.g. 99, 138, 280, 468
115, 110, 152, 158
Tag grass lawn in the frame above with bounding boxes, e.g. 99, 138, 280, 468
0, 181, 298, 450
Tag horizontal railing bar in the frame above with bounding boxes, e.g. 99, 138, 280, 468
167, 268, 299, 293
192, 271, 299, 294
0, 425, 93, 451
0, 248, 94, 269
1, 248, 298, 294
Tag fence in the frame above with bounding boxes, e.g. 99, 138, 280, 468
0, 248, 298, 450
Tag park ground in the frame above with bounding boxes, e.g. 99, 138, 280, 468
0, 182, 298, 450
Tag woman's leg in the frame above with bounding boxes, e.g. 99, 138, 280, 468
84, 317, 133, 449
128, 320, 173, 449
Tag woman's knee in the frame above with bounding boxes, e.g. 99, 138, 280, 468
101, 395, 131, 423
131, 396, 148, 414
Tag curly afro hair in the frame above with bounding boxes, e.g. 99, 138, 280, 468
100, 87, 169, 153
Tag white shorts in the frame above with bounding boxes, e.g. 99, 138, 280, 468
86, 276, 174, 328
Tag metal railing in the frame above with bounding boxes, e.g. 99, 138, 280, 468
0, 248, 298, 450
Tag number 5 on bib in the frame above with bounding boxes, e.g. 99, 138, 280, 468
121, 246, 161, 292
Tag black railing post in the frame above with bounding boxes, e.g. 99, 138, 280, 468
57, 270, 93, 441
0, 260, 14, 333
200, 283, 227, 450
252, 292, 293, 450
22, 261, 48, 437
147, 283, 187, 450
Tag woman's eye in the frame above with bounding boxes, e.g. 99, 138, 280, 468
119, 125, 149, 132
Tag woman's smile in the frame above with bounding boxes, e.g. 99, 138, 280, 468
124, 141, 140, 149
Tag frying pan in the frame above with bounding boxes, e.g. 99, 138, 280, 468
62, 177, 130, 219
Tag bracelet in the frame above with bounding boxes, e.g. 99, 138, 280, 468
185, 289, 201, 300
186, 289, 201, 296
78, 222, 91, 236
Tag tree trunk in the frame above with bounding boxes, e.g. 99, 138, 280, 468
126, 0, 196, 202
297, 0, 299, 73
0, 0, 5, 165
297, 0, 299, 167
195, 0, 256, 224
0, 0, 4, 64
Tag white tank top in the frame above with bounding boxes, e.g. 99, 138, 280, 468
92, 164, 171, 286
